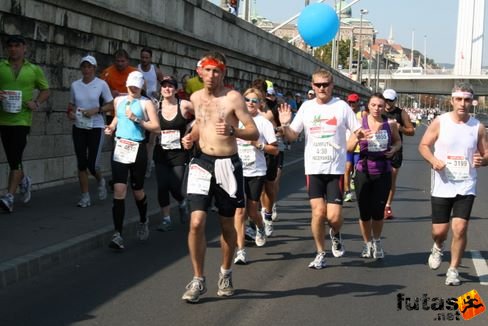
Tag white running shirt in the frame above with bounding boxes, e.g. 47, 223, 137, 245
432, 113, 479, 197
237, 114, 277, 177
70, 77, 113, 129
138, 64, 158, 98
290, 97, 361, 175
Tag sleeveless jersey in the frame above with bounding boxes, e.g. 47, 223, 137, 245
153, 99, 192, 166
138, 64, 158, 98
356, 115, 392, 175
431, 113, 479, 197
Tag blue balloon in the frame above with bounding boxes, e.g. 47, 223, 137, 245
297, 3, 339, 47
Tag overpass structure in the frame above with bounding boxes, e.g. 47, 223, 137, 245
362, 69, 488, 96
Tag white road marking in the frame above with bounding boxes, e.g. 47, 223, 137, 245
470, 250, 488, 285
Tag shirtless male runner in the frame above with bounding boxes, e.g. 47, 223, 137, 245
181, 51, 258, 303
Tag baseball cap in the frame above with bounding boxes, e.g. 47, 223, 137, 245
6, 34, 25, 45
126, 71, 144, 89
267, 87, 276, 95
160, 75, 178, 88
347, 93, 359, 102
307, 90, 315, 95
80, 55, 97, 66
383, 89, 397, 101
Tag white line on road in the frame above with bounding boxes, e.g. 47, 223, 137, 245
470, 250, 488, 285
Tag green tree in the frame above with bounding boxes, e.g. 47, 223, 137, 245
313, 39, 357, 69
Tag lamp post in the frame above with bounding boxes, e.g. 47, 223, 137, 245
357, 9, 368, 83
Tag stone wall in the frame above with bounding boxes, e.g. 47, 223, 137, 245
0, 0, 365, 190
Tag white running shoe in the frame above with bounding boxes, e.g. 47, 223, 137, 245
329, 229, 345, 257
0, 193, 14, 213
308, 252, 327, 269
234, 248, 247, 265
428, 244, 443, 270
255, 227, 267, 247
137, 218, 150, 241
109, 232, 124, 250
19, 175, 32, 203
445, 267, 461, 286
372, 239, 384, 259
182, 277, 207, 303
77, 194, 91, 208
361, 242, 372, 258
217, 272, 234, 297
245, 225, 256, 241
343, 191, 353, 202
271, 204, 278, 221
98, 178, 107, 200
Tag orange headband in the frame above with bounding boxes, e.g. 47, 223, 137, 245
197, 58, 226, 71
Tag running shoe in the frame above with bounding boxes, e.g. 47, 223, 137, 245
384, 206, 394, 219
343, 191, 353, 202
109, 232, 124, 250
372, 239, 384, 259
329, 229, 345, 257
262, 211, 274, 237
361, 242, 372, 258
245, 225, 256, 241
217, 272, 234, 297
157, 218, 173, 232
98, 178, 107, 200
19, 175, 32, 203
308, 251, 327, 269
271, 204, 278, 221
234, 249, 247, 265
77, 194, 91, 208
182, 277, 207, 303
428, 244, 443, 270
178, 200, 189, 224
137, 218, 149, 241
445, 267, 461, 286
255, 227, 267, 247
350, 178, 355, 191
0, 193, 14, 213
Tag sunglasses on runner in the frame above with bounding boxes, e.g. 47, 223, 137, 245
313, 82, 331, 89
244, 98, 260, 104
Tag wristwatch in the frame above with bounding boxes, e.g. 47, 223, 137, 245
229, 125, 235, 136
134, 117, 141, 124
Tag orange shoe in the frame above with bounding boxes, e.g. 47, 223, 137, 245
384, 206, 393, 219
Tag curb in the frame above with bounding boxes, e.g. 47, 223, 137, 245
0, 152, 304, 289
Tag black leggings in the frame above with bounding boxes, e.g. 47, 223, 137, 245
72, 126, 104, 175
354, 171, 391, 221
0, 125, 30, 170
155, 163, 186, 207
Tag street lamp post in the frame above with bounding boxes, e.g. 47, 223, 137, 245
357, 9, 368, 83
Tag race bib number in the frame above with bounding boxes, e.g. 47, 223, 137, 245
445, 155, 470, 181
238, 144, 256, 169
75, 109, 93, 129
1, 90, 22, 113
113, 138, 139, 164
160, 130, 181, 149
367, 130, 388, 152
311, 139, 337, 163
187, 163, 212, 195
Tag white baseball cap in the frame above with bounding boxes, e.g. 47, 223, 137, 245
383, 89, 397, 101
80, 55, 97, 66
126, 71, 144, 89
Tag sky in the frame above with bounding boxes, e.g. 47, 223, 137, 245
211, 0, 488, 67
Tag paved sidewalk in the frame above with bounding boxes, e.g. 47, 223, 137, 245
0, 142, 305, 288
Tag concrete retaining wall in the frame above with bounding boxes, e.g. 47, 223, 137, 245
0, 0, 365, 191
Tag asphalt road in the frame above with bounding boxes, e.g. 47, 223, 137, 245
1, 123, 487, 326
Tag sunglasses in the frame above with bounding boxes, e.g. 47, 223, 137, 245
348, 101, 358, 104
244, 97, 260, 104
313, 82, 331, 89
